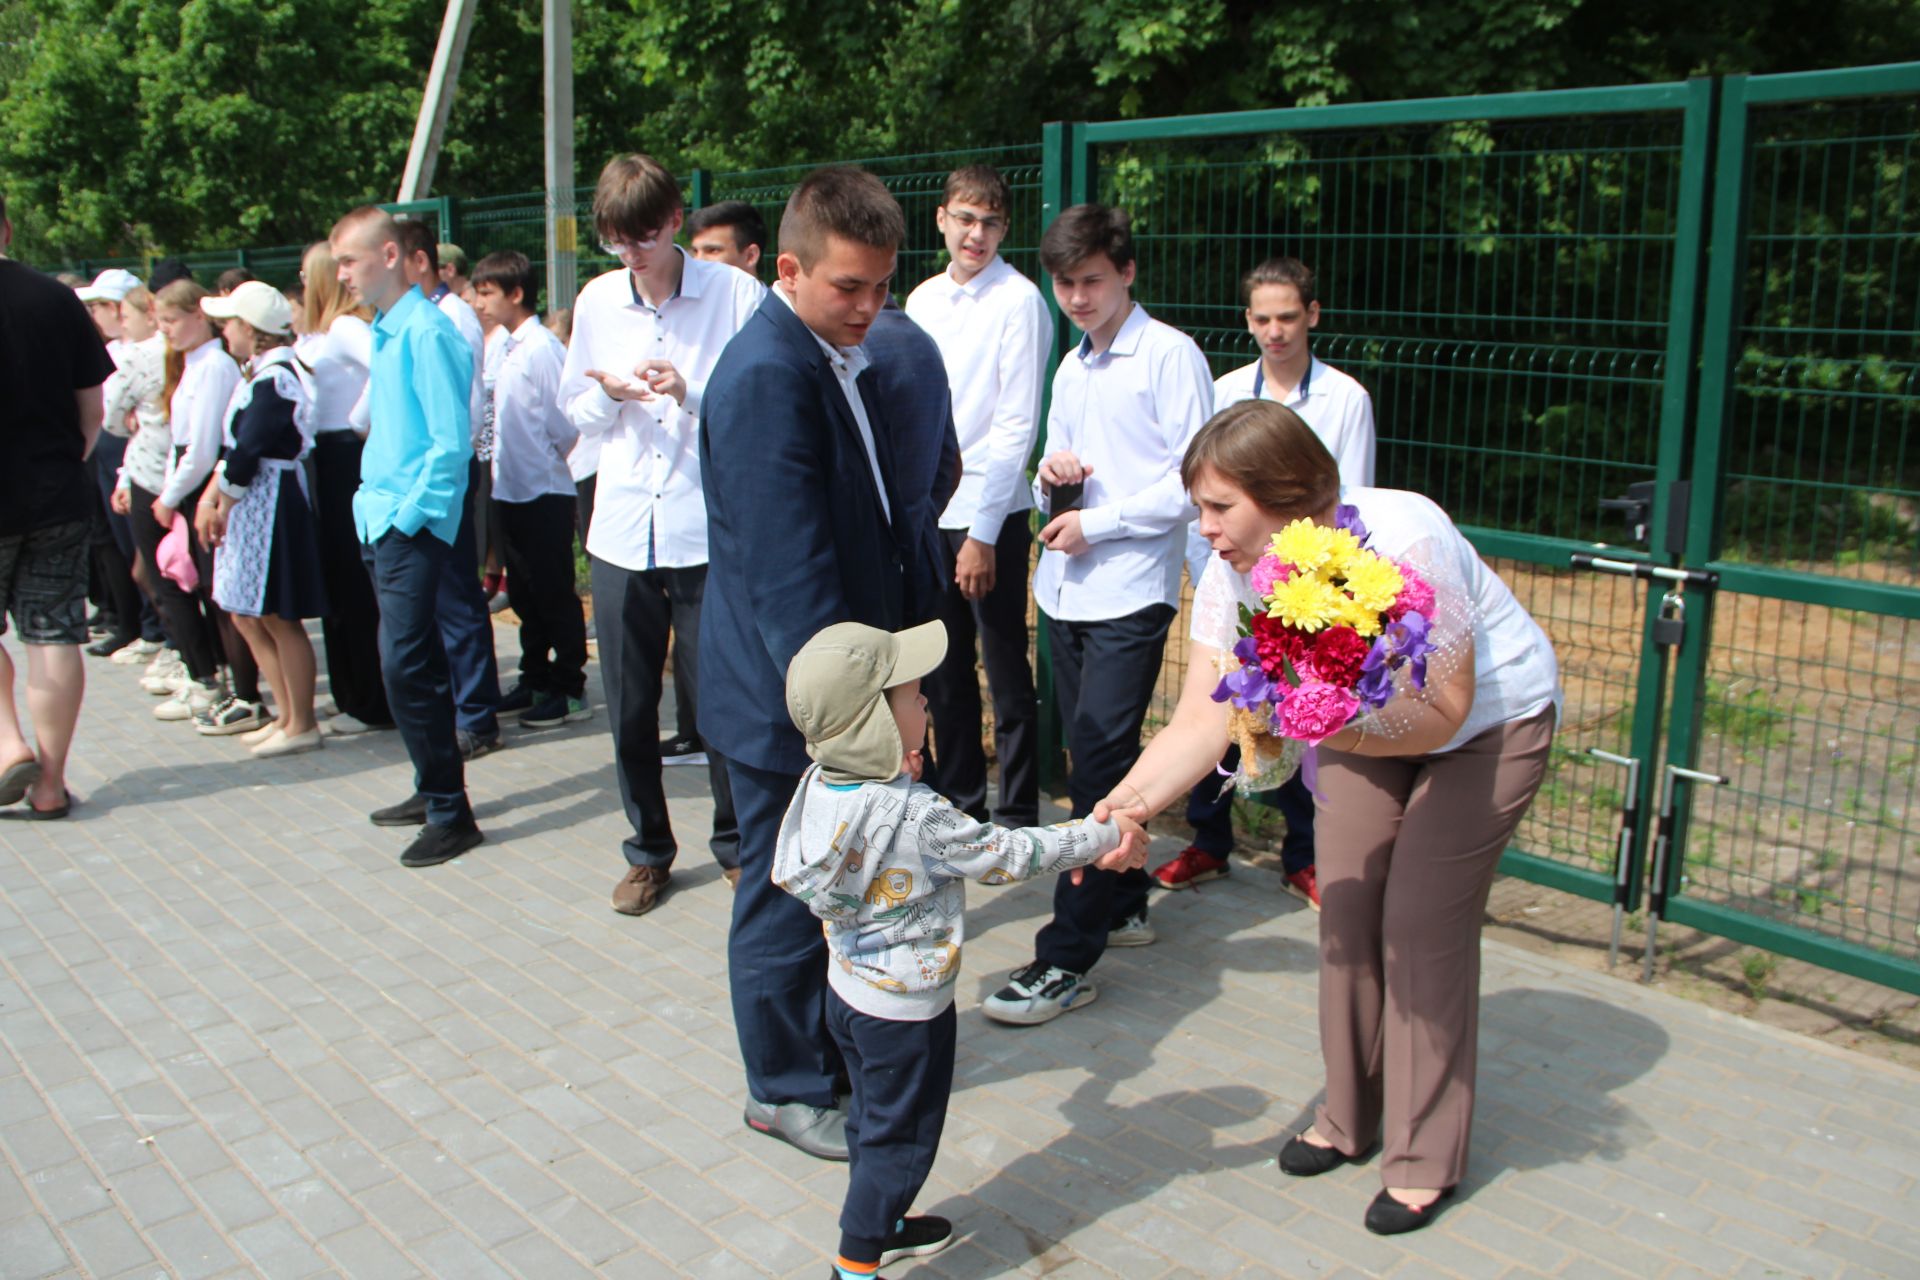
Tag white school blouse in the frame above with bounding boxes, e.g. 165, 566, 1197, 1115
159, 339, 242, 509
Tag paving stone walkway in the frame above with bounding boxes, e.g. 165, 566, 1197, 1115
3, 631, 1918, 1279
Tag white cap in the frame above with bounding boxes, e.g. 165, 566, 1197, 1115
75, 268, 143, 303
201, 281, 293, 335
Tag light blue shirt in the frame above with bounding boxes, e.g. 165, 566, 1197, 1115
354, 287, 474, 546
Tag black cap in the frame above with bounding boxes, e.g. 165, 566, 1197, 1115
148, 258, 195, 290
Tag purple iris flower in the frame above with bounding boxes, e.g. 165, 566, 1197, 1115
1356, 641, 1395, 708
1335, 503, 1370, 546
1211, 636, 1276, 710
1383, 611, 1434, 689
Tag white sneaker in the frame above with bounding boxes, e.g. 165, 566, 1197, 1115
1106, 911, 1157, 948
140, 662, 186, 696
154, 682, 221, 722
982, 961, 1097, 1026
324, 713, 383, 736
111, 638, 163, 666
143, 648, 179, 677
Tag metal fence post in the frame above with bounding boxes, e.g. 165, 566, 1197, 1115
1034, 121, 1080, 793
690, 168, 711, 211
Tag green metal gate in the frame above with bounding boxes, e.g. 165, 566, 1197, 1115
1653, 64, 1920, 993
1046, 83, 1714, 930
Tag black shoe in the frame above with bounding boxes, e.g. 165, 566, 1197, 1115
400, 820, 484, 867
86, 632, 134, 658
498, 682, 537, 717
659, 733, 707, 766
370, 793, 429, 827
457, 727, 502, 761
879, 1215, 955, 1265
1363, 1186, 1454, 1235
521, 692, 589, 728
1279, 1133, 1360, 1177
742, 1097, 849, 1161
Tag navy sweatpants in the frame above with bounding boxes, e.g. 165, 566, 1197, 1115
827, 992, 956, 1262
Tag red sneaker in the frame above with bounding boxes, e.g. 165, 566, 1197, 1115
1152, 845, 1230, 890
1284, 865, 1321, 911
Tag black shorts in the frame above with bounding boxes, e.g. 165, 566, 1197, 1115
0, 519, 91, 644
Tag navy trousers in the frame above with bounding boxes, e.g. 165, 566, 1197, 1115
362, 529, 471, 826
1033, 604, 1175, 976
1187, 743, 1318, 875
433, 458, 501, 737
828, 992, 956, 1262
924, 514, 1039, 828
727, 757, 840, 1107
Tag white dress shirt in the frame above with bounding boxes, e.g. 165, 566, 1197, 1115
307, 314, 373, 434
107, 334, 169, 493
1187, 353, 1379, 584
489, 315, 578, 503
772, 286, 890, 523
1032, 304, 1214, 621
903, 256, 1053, 543
160, 339, 242, 509
559, 250, 765, 571
434, 287, 488, 447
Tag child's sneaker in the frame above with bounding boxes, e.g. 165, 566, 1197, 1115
982, 960, 1095, 1025
195, 696, 268, 736
879, 1215, 954, 1264
1106, 911, 1156, 948
1152, 844, 1230, 890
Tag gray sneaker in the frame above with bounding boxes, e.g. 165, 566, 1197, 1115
1106, 911, 1157, 948
742, 1098, 849, 1161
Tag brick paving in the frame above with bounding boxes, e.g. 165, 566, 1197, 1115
3, 629, 1918, 1279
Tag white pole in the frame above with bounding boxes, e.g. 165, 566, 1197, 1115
543, 0, 578, 312
399, 0, 479, 202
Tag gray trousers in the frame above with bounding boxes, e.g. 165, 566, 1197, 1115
1311, 704, 1556, 1189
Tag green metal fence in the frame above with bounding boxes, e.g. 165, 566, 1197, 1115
36, 64, 1920, 994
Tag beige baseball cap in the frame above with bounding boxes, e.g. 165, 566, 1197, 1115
201, 280, 293, 335
785, 620, 947, 784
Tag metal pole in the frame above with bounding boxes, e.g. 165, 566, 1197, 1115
542, 0, 578, 313
398, 0, 479, 202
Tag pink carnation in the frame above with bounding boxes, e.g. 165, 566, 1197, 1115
1276, 679, 1360, 745
1249, 554, 1292, 600
1388, 563, 1436, 621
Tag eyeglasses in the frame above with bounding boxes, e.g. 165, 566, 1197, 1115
945, 211, 1008, 234
599, 234, 662, 257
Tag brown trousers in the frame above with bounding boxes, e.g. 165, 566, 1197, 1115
1311, 705, 1556, 1189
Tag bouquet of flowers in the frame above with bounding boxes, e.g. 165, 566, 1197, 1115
1210, 504, 1443, 792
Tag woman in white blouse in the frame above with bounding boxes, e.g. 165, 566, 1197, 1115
298, 241, 391, 735
141, 279, 245, 721
1096, 399, 1561, 1236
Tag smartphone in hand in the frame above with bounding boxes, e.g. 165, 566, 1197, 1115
1050, 480, 1085, 515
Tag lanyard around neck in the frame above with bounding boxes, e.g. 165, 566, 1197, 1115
1253, 358, 1311, 403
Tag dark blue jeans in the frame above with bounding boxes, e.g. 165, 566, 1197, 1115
1186, 743, 1317, 875
362, 528, 471, 826
433, 458, 501, 737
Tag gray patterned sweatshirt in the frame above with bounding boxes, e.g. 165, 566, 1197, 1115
773, 766, 1124, 1021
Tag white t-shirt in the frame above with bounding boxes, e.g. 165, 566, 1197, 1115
1189, 486, 1560, 753
307, 314, 373, 434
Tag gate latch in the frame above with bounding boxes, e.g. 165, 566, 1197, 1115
1653, 590, 1686, 649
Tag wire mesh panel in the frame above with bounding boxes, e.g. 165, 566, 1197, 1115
1717, 95, 1920, 579
710, 144, 1046, 293
1682, 600, 1920, 964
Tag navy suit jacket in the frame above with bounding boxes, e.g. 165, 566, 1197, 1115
860, 307, 961, 627
698, 292, 910, 775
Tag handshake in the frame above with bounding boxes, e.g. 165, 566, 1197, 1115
1070, 786, 1154, 885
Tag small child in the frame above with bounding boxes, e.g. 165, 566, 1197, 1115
775, 620, 1147, 1280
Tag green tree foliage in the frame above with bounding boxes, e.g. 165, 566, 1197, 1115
1, 0, 1913, 258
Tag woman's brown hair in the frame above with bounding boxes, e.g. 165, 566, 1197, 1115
301, 241, 371, 336
156, 279, 215, 410
1180, 399, 1341, 520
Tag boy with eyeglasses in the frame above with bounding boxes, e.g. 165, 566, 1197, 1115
560, 153, 766, 917
902, 164, 1052, 835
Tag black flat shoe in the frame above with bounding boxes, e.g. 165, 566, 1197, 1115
1364, 1186, 1454, 1235
1279, 1133, 1359, 1176
370, 793, 429, 827
400, 821, 484, 867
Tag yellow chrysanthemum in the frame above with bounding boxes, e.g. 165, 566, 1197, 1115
1266, 573, 1341, 632
1271, 520, 1337, 573
1323, 527, 1364, 577
1334, 591, 1384, 636
1342, 551, 1405, 613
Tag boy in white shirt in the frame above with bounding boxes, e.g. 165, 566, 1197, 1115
469, 251, 589, 730
1161, 256, 1378, 908
561, 153, 767, 917
981, 204, 1214, 1027
903, 165, 1052, 833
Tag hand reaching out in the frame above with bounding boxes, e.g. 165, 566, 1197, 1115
1073, 811, 1150, 884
